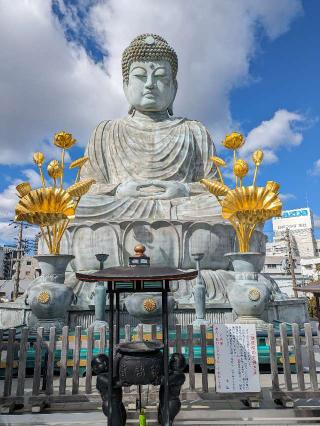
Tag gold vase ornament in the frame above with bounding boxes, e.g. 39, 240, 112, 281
15, 131, 95, 255
201, 132, 282, 252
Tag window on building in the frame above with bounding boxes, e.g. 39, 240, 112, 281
266, 264, 277, 269
26, 261, 31, 265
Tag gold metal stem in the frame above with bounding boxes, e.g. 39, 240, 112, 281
40, 226, 50, 250
234, 150, 238, 187
217, 167, 224, 184
60, 148, 65, 188
240, 177, 243, 188
56, 219, 70, 253
75, 167, 81, 184
252, 165, 258, 187
52, 223, 57, 254
38, 166, 46, 188
46, 226, 53, 254
248, 224, 257, 244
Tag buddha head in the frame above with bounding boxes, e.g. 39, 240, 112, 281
122, 34, 178, 115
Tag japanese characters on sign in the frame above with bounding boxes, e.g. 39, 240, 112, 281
214, 324, 260, 393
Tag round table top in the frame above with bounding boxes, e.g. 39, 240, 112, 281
293, 285, 320, 294
76, 265, 198, 282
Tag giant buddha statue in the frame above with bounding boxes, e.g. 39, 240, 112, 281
79, 34, 218, 221
60, 34, 285, 312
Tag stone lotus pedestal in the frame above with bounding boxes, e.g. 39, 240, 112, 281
26, 254, 74, 333
225, 252, 270, 329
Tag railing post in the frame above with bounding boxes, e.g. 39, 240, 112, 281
200, 324, 208, 393
72, 325, 82, 395
4, 328, 16, 397
59, 326, 69, 395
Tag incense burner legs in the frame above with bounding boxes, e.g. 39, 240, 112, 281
92, 345, 186, 426
26, 254, 74, 333
225, 252, 270, 329
158, 353, 186, 426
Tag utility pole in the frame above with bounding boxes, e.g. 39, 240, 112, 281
13, 221, 24, 300
285, 227, 298, 298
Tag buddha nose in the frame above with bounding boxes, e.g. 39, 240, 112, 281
145, 74, 155, 89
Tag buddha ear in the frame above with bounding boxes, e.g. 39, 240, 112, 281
168, 79, 178, 116
123, 80, 129, 98
123, 81, 135, 115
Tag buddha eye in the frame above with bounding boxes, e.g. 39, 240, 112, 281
154, 70, 167, 78
133, 73, 147, 79
131, 67, 147, 79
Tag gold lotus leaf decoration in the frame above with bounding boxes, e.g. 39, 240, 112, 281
211, 156, 226, 168
69, 156, 89, 169
200, 131, 282, 253
222, 132, 245, 150
16, 182, 32, 197
200, 179, 230, 197
47, 160, 63, 180
15, 131, 93, 255
54, 131, 76, 149
143, 298, 157, 312
67, 178, 96, 198
221, 186, 282, 252
15, 188, 75, 226
266, 180, 280, 195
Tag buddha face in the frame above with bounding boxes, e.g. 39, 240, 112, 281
123, 60, 177, 113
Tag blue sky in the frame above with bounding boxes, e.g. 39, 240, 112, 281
0, 0, 319, 244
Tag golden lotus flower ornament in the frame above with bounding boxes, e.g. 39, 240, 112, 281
14, 131, 96, 255
222, 132, 245, 150
33, 152, 45, 166
252, 150, 264, 166
233, 159, 249, 179
47, 160, 63, 181
201, 131, 282, 253
54, 131, 76, 149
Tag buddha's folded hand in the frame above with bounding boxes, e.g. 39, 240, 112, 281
115, 179, 190, 200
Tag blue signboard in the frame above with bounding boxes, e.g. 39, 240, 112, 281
282, 209, 309, 219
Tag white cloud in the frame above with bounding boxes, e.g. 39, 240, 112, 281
0, 169, 43, 220
279, 193, 296, 202
241, 109, 305, 163
0, 221, 38, 246
0, 0, 302, 165
310, 159, 320, 176
0, 184, 17, 220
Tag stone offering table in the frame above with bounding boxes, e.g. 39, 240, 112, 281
76, 265, 197, 426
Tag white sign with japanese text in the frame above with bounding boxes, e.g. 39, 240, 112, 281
214, 324, 260, 393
